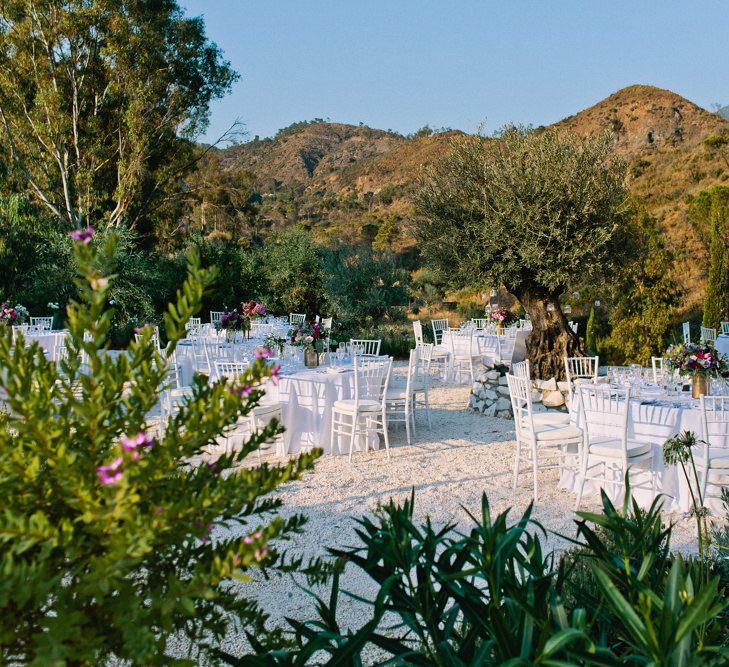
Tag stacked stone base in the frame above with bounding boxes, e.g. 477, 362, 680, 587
468, 364, 571, 420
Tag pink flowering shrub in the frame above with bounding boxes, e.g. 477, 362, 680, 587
0, 234, 322, 664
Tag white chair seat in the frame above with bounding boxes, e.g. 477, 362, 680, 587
531, 412, 570, 427
453, 354, 482, 362
534, 423, 583, 442
386, 381, 425, 400
333, 398, 381, 413
587, 437, 652, 459
432, 345, 449, 357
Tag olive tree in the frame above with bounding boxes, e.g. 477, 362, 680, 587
416, 126, 630, 379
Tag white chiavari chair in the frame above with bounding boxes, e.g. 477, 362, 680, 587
210, 311, 224, 325
721, 322, 729, 336
564, 356, 599, 405
574, 384, 655, 509
471, 318, 488, 329
412, 343, 433, 429
698, 396, 729, 504
511, 359, 569, 426
446, 328, 482, 384
215, 361, 284, 460
431, 318, 449, 346
331, 356, 392, 461
186, 317, 202, 337
701, 326, 717, 344
413, 320, 424, 346
682, 321, 691, 345
289, 313, 306, 326
349, 339, 381, 356
386, 348, 418, 444
30, 316, 53, 332
507, 373, 583, 503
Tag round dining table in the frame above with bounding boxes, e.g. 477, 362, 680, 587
560, 389, 727, 514
274, 363, 378, 455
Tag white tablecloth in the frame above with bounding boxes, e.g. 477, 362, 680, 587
560, 393, 720, 513
441, 329, 527, 377
23, 330, 68, 361
275, 367, 377, 455
715, 335, 729, 357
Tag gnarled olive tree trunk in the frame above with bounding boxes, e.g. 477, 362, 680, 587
512, 287, 585, 381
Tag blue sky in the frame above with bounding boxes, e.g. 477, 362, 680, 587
180, 1, 729, 143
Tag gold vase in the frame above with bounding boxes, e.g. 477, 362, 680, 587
304, 348, 319, 368
692, 375, 710, 399
496, 324, 504, 335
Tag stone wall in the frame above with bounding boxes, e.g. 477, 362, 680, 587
468, 364, 571, 419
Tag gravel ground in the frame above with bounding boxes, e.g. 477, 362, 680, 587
201, 370, 707, 661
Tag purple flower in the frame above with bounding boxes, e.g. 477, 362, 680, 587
121, 431, 155, 452
154, 506, 164, 514
254, 303, 267, 316
207, 458, 223, 476
269, 363, 281, 385
228, 384, 253, 397
97, 457, 123, 485
70, 226, 95, 244
254, 347, 271, 359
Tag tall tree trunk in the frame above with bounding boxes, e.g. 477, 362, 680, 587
512, 286, 585, 381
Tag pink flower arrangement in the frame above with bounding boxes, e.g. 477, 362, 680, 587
241, 300, 266, 319
215, 310, 245, 331
489, 308, 518, 325
665, 342, 729, 378
0, 303, 19, 325
288, 322, 326, 353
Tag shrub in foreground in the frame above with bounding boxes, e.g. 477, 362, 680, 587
0, 234, 322, 665
241, 486, 729, 665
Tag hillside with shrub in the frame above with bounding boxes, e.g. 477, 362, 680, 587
216, 85, 729, 313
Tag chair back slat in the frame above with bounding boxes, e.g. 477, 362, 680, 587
354, 357, 391, 405
289, 313, 306, 326
512, 359, 530, 381
506, 373, 533, 438
578, 384, 630, 459
682, 321, 691, 345
700, 326, 717, 344
431, 319, 449, 345
413, 320, 424, 345
350, 339, 381, 356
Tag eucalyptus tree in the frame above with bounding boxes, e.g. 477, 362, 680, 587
0, 0, 237, 233
416, 126, 630, 379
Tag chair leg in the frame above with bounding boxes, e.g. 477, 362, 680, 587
330, 411, 338, 456
424, 386, 432, 430
513, 441, 521, 490
404, 403, 412, 445
381, 408, 391, 460
574, 446, 588, 511
348, 414, 357, 462
531, 443, 539, 504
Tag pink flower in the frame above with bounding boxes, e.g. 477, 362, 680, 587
121, 432, 155, 452
97, 457, 123, 485
269, 364, 281, 385
229, 384, 253, 397
70, 226, 95, 244
254, 303, 266, 316
254, 347, 271, 359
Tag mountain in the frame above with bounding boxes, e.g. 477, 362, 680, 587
217, 85, 729, 314
718, 105, 729, 121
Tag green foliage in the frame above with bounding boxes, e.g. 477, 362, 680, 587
251, 486, 728, 664
693, 187, 729, 331
416, 126, 630, 299
321, 245, 409, 329
586, 306, 597, 356
0, 0, 237, 229
0, 235, 323, 664
260, 228, 326, 316
602, 211, 679, 364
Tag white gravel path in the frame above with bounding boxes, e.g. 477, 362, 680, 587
208, 373, 706, 660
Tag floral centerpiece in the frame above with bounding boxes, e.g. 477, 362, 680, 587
665, 341, 729, 398
1, 303, 28, 326
240, 301, 266, 338
214, 310, 244, 341
263, 333, 287, 358
288, 322, 327, 367
489, 308, 518, 332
